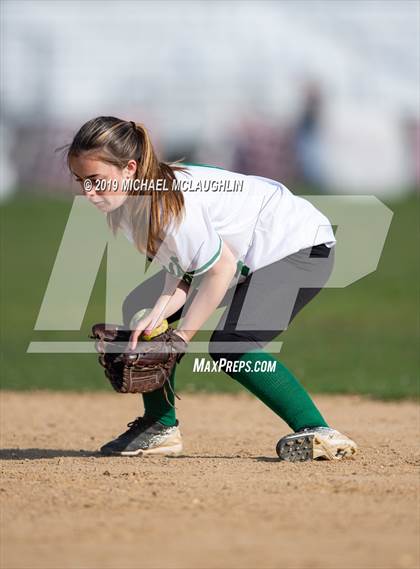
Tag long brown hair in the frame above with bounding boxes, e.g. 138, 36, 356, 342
64, 116, 187, 256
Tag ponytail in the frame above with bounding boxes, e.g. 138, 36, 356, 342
65, 116, 187, 256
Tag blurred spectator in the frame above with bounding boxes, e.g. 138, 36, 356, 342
403, 116, 420, 190
0, 122, 18, 202
12, 123, 76, 195
295, 82, 325, 189
231, 114, 298, 183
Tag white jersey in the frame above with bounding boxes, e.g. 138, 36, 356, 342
120, 164, 336, 287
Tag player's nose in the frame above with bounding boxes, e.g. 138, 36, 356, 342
85, 190, 101, 204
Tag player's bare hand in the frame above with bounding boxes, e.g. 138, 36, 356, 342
128, 315, 164, 352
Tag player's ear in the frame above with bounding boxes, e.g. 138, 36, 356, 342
124, 159, 138, 179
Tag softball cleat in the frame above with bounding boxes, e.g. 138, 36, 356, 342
100, 416, 183, 456
276, 426, 358, 462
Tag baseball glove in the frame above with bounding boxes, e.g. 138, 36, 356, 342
89, 322, 188, 400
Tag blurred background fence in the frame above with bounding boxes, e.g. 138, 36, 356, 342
0, 1, 419, 397
1, 0, 419, 199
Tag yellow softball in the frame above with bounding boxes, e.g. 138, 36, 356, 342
141, 319, 169, 341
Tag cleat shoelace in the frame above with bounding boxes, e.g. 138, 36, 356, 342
120, 416, 154, 437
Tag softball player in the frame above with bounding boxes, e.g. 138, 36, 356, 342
67, 116, 357, 462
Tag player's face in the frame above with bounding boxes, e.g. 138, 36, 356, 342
70, 154, 135, 213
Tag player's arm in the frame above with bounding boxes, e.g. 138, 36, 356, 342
175, 240, 237, 343
153, 272, 190, 321
128, 272, 189, 350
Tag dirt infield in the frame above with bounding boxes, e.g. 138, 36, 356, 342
1, 392, 419, 569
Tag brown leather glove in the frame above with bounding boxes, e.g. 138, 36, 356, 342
90, 323, 188, 395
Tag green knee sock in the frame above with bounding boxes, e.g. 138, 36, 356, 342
142, 367, 177, 427
231, 349, 328, 432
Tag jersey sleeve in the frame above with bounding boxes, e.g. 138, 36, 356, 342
164, 201, 223, 277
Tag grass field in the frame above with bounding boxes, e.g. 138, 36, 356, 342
0, 191, 418, 398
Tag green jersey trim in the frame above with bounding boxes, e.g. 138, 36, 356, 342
179, 162, 225, 170
235, 260, 250, 279
151, 251, 250, 286
184, 235, 223, 277
182, 256, 250, 287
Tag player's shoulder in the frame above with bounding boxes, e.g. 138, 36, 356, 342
175, 162, 248, 180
